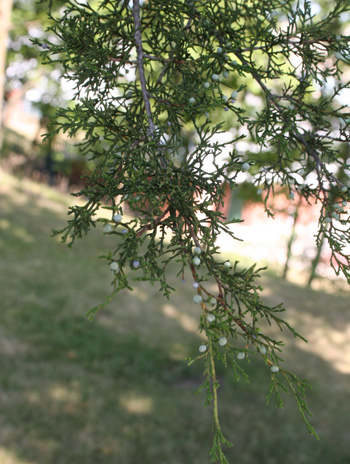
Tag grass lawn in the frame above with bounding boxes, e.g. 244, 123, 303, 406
0, 169, 349, 464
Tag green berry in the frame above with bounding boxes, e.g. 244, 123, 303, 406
103, 224, 113, 233
194, 246, 202, 255
237, 352, 245, 360
325, 217, 331, 223
193, 257, 201, 266
212, 74, 219, 80
223, 70, 229, 78
210, 298, 216, 305
219, 336, 227, 346
224, 261, 231, 268
271, 365, 279, 373
217, 47, 223, 53
189, 97, 195, 104
242, 162, 250, 171
231, 91, 238, 99
193, 295, 203, 304
204, 82, 210, 89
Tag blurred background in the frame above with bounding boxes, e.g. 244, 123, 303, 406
0, 1, 349, 463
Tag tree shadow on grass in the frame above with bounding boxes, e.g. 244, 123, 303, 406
1, 310, 350, 464
0, 176, 350, 463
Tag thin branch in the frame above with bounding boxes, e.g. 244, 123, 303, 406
132, 0, 156, 137
235, 51, 345, 191
136, 207, 170, 238
132, 0, 167, 168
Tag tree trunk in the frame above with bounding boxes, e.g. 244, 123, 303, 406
0, 0, 13, 148
282, 195, 302, 280
307, 230, 327, 287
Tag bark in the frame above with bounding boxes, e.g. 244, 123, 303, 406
0, 0, 13, 147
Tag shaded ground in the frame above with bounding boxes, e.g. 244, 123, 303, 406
0, 169, 349, 464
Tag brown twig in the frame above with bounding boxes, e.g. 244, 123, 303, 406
136, 206, 170, 238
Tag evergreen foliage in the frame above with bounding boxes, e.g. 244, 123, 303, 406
36, 0, 350, 461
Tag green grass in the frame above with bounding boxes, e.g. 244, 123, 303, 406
0, 169, 349, 464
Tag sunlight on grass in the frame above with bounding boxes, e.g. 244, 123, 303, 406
49, 385, 81, 403
24, 391, 41, 405
0, 447, 28, 464
0, 219, 10, 229
119, 394, 153, 414
162, 303, 202, 337
292, 312, 350, 374
11, 227, 34, 244
133, 286, 151, 302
